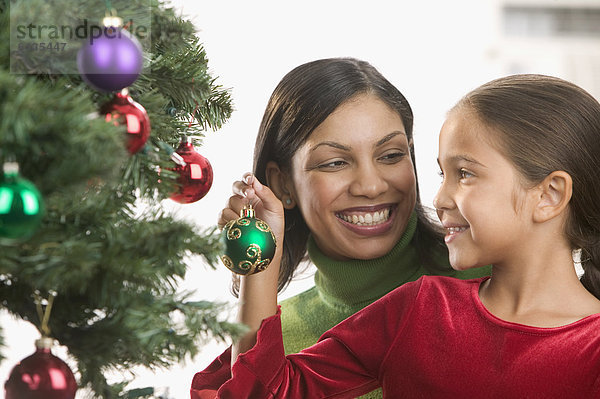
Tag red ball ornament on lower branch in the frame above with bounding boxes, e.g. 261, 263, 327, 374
169, 137, 213, 204
100, 91, 151, 154
4, 337, 77, 399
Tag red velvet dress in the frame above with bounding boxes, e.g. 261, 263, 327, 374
191, 276, 600, 398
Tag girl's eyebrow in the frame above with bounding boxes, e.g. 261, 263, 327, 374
310, 131, 406, 153
437, 154, 487, 168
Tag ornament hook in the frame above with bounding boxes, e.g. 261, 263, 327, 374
33, 291, 57, 337
2, 160, 19, 176
103, 3, 123, 28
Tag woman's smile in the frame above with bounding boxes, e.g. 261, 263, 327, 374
335, 204, 396, 235
289, 93, 417, 260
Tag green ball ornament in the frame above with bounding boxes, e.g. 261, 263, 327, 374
220, 204, 277, 275
0, 162, 45, 242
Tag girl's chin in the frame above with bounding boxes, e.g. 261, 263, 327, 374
449, 260, 485, 271
451, 265, 472, 271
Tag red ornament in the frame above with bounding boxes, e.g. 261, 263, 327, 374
4, 337, 77, 399
100, 91, 151, 154
169, 137, 213, 204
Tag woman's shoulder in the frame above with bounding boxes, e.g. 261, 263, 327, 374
279, 285, 319, 308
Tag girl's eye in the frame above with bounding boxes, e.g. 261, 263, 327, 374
438, 170, 444, 180
459, 169, 473, 180
379, 152, 405, 163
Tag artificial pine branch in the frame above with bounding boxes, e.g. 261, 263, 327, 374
0, 1, 239, 397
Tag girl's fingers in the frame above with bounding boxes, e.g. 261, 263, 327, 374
232, 180, 254, 199
218, 192, 248, 228
217, 207, 241, 229
220, 173, 285, 240
249, 176, 282, 214
242, 172, 254, 186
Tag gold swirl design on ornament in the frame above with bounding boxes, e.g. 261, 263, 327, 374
233, 244, 262, 275
255, 259, 271, 272
221, 255, 234, 270
238, 261, 253, 271
237, 218, 251, 227
246, 243, 261, 260
227, 227, 241, 240
255, 220, 271, 233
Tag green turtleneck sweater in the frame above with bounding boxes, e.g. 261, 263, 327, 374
279, 212, 490, 399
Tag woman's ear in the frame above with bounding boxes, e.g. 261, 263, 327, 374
532, 171, 572, 223
265, 161, 297, 209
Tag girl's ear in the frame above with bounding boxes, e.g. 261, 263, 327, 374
265, 161, 297, 209
532, 171, 573, 223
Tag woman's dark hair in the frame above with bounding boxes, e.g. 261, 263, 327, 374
455, 74, 600, 299
234, 57, 451, 295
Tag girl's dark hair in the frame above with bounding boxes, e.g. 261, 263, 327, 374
456, 74, 600, 299
233, 57, 451, 295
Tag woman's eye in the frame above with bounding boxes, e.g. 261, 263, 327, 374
318, 160, 347, 169
379, 152, 405, 163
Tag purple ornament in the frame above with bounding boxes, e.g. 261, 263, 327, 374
77, 26, 143, 92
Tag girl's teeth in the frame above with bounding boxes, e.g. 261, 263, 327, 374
337, 209, 391, 226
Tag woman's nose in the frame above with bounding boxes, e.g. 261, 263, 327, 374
348, 163, 388, 199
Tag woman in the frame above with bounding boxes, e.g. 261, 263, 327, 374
193, 58, 489, 399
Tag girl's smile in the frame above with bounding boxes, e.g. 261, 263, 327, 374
434, 108, 537, 270
442, 223, 470, 244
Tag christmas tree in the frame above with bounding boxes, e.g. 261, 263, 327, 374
0, 0, 244, 397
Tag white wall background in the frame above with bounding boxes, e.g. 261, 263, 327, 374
2, 0, 599, 398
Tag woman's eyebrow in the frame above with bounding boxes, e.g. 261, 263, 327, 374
310, 141, 350, 152
374, 131, 406, 148
310, 131, 406, 153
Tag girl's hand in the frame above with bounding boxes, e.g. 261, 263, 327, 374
218, 172, 285, 246
219, 173, 284, 363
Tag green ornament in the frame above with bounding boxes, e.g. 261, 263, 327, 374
0, 162, 45, 242
220, 204, 277, 275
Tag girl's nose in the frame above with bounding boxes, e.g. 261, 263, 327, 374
348, 163, 388, 199
433, 181, 454, 211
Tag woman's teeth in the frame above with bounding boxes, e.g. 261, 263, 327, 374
336, 208, 390, 226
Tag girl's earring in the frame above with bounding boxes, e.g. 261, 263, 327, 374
285, 198, 292, 205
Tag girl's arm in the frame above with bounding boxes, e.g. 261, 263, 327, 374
202, 276, 421, 398
217, 173, 285, 363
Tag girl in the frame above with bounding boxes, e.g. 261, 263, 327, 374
202, 58, 488, 399
192, 74, 600, 397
